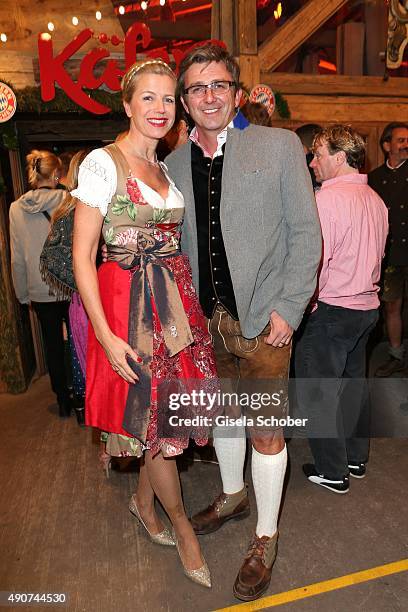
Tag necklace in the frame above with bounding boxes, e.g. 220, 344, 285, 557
132, 151, 160, 167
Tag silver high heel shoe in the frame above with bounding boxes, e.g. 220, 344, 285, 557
129, 496, 175, 546
172, 528, 212, 588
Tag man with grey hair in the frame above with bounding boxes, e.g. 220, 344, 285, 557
166, 43, 321, 600
295, 125, 388, 494
368, 122, 408, 377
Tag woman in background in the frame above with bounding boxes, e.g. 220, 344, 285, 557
41, 150, 89, 426
73, 59, 218, 588
9, 150, 72, 417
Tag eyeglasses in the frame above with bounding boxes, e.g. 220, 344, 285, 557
183, 80, 235, 98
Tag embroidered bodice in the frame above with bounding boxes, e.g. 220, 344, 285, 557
72, 144, 184, 258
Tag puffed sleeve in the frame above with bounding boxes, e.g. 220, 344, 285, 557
71, 148, 117, 217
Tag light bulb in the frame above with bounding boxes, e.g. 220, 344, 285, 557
72, 16, 79, 26
47, 22, 54, 32
96, 10, 102, 20
118, 5, 125, 14
141, 1, 148, 10
160, 0, 166, 5
0, 33, 7, 43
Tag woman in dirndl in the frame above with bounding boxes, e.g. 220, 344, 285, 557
73, 59, 218, 588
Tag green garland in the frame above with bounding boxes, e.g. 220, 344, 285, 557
274, 91, 291, 120
0, 78, 291, 152
0, 78, 124, 115
0, 78, 126, 149
1, 77, 290, 120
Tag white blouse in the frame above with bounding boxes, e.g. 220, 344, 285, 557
71, 148, 184, 217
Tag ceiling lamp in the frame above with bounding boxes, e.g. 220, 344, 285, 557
95, 10, 102, 20
72, 16, 79, 26
47, 22, 55, 32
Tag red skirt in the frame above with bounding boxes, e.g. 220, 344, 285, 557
85, 254, 218, 455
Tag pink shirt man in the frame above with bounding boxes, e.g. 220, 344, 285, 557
316, 174, 388, 310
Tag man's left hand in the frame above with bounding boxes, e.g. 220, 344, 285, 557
265, 311, 293, 347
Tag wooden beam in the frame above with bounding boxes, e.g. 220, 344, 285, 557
239, 55, 260, 90
237, 0, 259, 88
211, 0, 235, 53
259, 0, 349, 72
15, 117, 129, 143
272, 94, 408, 123
237, 0, 257, 54
119, 17, 210, 41
261, 74, 408, 98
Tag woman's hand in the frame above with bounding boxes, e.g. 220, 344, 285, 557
101, 332, 142, 383
101, 243, 108, 262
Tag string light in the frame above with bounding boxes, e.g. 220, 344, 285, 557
72, 16, 79, 26
141, 1, 148, 10
0, 33, 7, 43
160, 0, 166, 5
47, 22, 55, 32
95, 10, 102, 20
274, 2, 282, 20
118, 5, 125, 14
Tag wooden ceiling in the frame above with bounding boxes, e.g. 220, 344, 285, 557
0, 0, 213, 53
114, 0, 212, 43
0, 1, 123, 53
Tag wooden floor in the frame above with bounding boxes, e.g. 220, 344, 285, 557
0, 356, 407, 612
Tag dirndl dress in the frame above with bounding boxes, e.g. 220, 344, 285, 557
72, 144, 218, 457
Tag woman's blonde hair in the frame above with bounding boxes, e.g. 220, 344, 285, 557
121, 59, 176, 104
26, 149, 61, 188
52, 150, 88, 224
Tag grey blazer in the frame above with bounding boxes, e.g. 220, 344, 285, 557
166, 124, 322, 338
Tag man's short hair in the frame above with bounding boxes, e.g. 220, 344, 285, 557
313, 125, 366, 170
177, 42, 240, 98
379, 122, 408, 153
295, 124, 322, 151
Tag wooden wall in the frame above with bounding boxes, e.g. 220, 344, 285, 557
260, 74, 408, 172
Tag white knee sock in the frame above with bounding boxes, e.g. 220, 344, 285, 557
213, 425, 246, 494
252, 445, 287, 537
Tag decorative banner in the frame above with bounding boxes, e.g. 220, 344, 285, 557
387, 0, 408, 69
0, 82, 17, 123
249, 84, 276, 116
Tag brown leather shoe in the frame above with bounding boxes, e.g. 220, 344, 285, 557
191, 487, 250, 535
233, 532, 278, 601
